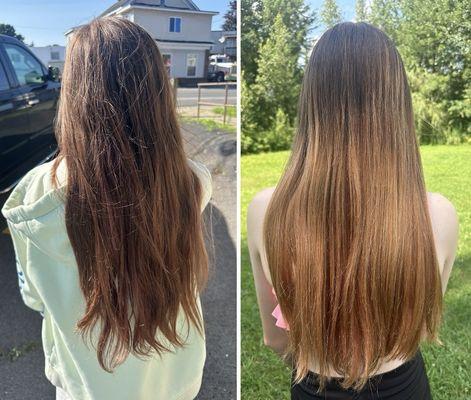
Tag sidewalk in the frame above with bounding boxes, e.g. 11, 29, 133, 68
182, 121, 237, 400
0, 122, 237, 399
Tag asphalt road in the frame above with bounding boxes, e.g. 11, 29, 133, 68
177, 87, 237, 108
0, 122, 237, 399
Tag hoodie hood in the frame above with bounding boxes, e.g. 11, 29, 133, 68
1, 160, 71, 262
2, 160, 67, 224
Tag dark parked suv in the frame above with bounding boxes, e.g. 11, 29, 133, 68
0, 34, 60, 195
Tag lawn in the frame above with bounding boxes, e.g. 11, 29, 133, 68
241, 145, 471, 399
212, 106, 237, 119
180, 116, 236, 133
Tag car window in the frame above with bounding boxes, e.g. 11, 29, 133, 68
4, 43, 45, 86
0, 60, 9, 91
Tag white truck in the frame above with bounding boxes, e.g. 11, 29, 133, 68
207, 54, 236, 82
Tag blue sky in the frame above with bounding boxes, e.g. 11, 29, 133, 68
1, 0, 358, 46
308, 0, 356, 36
0, 0, 229, 46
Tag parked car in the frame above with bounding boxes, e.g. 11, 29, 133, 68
207, 54, 237, 82
0, 34, 60, 200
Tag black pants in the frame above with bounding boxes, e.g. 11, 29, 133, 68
291, 352, 432, 400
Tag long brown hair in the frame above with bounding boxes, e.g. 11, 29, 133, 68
264, 22, 442, 390
52, 17, 208, 371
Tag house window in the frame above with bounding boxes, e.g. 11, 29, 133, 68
162, 54, 171, 76
169, 17, 181, 33
186, 54, 197, 77
50, 51, 60, 61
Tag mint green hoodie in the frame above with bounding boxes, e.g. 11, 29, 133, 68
2, 159, 212, 400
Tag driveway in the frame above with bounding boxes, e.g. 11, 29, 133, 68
0, 122, 237, 399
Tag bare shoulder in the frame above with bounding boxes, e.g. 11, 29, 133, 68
427, 192, 459, 258
247, 187, 276, 225
427, 192, 458, 226
248, 187, 276, 210
247, 187, 276, 246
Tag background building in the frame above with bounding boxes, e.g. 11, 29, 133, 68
210, 30, 237, 61
65, 0, 218, 85
29, 45, 66, 72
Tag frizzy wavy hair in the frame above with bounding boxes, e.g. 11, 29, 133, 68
52, 17, 208, 371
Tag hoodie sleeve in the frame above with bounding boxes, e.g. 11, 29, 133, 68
187, 159, 212, 212
197, 163, 212, 212
7, 222, 44, 314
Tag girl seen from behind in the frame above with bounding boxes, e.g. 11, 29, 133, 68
247, 22, 459, 399
2, 17, 212, 400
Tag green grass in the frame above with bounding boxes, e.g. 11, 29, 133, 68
181, 116, 236, 133
212, 106, 237, 118
241, 145, 471, 400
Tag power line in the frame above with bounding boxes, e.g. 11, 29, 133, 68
8, 25, 69, 31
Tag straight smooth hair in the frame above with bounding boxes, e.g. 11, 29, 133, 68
264, 22, 442, 390
52, 17, 208, 371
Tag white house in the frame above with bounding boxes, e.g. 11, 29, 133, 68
29, 45, 66, 72
210, 30, 237, 60
65, 0, 218, 84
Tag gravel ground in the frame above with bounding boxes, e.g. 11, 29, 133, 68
0, 121, 237, 400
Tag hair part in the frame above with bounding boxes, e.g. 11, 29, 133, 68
52, 17, 208, 371
264, 22, 442, 390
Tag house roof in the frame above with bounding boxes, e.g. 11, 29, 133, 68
212, 30, 237, 36
65, 0, 216, 36
100, 0, 216, 17
101, 0, 129, 16
156, 38, 213, 44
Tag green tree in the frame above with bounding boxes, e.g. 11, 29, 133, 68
222, 1, 237, 31
370, 0, 471, 143
0, 23, 24, 42
242, 15, 300, 152
241, 0, 315, 85
355, 0, 368, 22
368, 0, 401, 42
260, 0, 315, 66
321, 0, 342, 28
241, 75, 263, 153
241, 0, 315, 153
241, 0, 263, 84
255, 15, 300, 126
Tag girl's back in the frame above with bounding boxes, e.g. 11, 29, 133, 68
3, 158, 211, 400
247, 22, 459, 398
2, 17, 212, 400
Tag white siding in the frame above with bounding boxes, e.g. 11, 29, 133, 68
158, 48, 206, 78
132, 9, 212, 42
210, 31, 237, 58
64, 5, 215, 80
121, 12, 134, 22
30, 46, 66, 71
